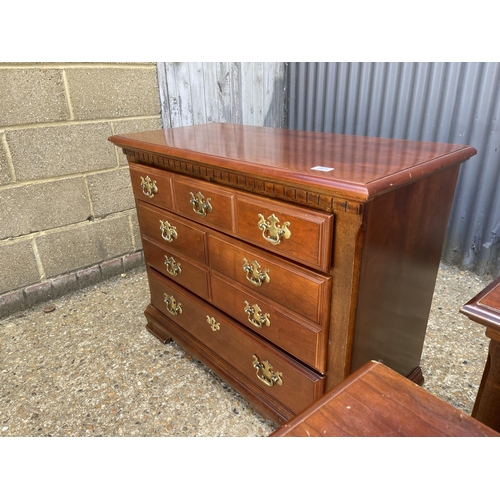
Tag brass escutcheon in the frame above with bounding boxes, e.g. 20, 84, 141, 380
242, 258, 270, 287
244, 301, 270, 328
159, 220, 178, 242
189, 191, 212, 217
164, 255, 182, 277
164, 293, 182, 316
140, 175, 158, 198
206, 316, 221, 332
257, 213, 291, 245
252, 355, 283, 387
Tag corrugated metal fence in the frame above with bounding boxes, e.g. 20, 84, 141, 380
288, 62, 500, 276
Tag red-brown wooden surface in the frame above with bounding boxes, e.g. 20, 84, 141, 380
109, 124, 476, 202
271, 361, 499, 437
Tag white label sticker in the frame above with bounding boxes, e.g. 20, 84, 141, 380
311, 166, 335, 172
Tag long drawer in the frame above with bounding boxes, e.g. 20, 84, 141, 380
208, 232, 331, 325
211, 271, 327, 373
147, 269, 325, 414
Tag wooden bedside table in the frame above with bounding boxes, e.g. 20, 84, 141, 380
270, 361, 499, 437
460, 275, 500, 432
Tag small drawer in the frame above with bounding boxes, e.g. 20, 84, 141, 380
130, 163, 174, 210
172, 176, 236, 233
148, 269, 324, 415
142, 238, 210, 301
208, 232, 331, 325
235, 193, 334, 272
211, 271, 327, 373
136, 201, 207, 264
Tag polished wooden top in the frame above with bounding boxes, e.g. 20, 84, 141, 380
270, 361, 498, 437
109, 124, 476, 202
460, 275, 500, 336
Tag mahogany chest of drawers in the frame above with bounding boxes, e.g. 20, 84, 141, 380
109, 124, 476, 425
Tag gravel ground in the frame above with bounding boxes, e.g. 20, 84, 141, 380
0, 263, 495, 437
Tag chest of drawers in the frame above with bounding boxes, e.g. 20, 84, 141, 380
109, 124, 476, 425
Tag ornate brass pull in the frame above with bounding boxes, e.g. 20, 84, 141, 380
257, 213, 291, 245
164, 293, 182, 316
206, 316, 220, 332
140, 175, 158, 198
164, 255, 182, 277
242, 258, 270, 287
252, 355, 283, 387
159, 220, 178, 242
189, 191, 212, 217
244, 301, 270, 328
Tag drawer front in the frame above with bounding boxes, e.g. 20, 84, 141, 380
211, 271, 326, 373
235, 194, 334, 272
148, 269, 324, 414
130, 163, 174, 210
172, 176, 236, 233
142, 238, 210, 301
136, 201, 207, 264
208, 232, 331, 325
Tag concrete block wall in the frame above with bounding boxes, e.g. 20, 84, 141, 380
0, 63, 162, 317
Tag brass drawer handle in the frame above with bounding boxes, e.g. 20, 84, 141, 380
140, 175, 158, 198
164, 255, 182, 277
164, 293, 182, 316
159, 220, 178, 242
243, 258, 270, 287
252, 355, 283, 387
257, 213, 291, 245
244, 301, 270, 328
206, 316, 221, 332
189, 191, 212, 217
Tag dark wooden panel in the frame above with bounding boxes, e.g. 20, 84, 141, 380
350, 164, 461, 379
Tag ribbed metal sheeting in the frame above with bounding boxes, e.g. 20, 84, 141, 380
287, 62, 500, 276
